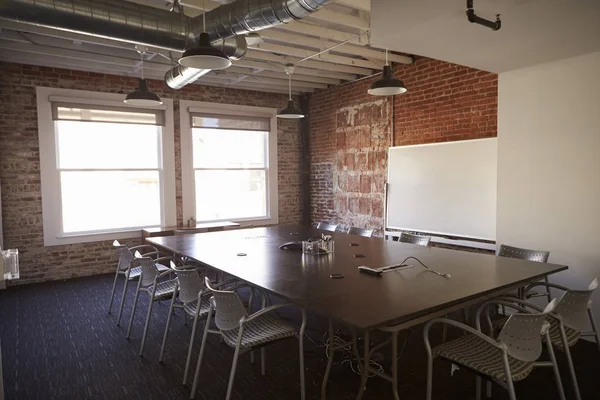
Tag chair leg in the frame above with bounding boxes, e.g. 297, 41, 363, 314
299, 309, 307, 400
139, 296, 156, 356
250, 350, 255, 364
501, 353, 517, 400
588, 308, 600, 353
544, 276, 552, 303
356, 330, 370, 400
183, 311, 202, 384
159, 292, 178, 362
108, 269, 120, 314
391, 330, 400, 400
260, 347, 266, 376
225, 329, 244, 400
116, 274, 130, 326
321, 319, 335, 400
560, 324, 582, 400
486, 380, 492, 398
475, 376, 481, 400
545, 333, 566, 400
426, 351, 434, 400
190, 310, 213, 395
126, 281, 142, 338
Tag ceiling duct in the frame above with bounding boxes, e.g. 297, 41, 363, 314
0, 0, 330, 89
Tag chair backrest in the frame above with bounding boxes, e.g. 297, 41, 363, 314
347, 226, 374, 238
398, 232, 431, 246
497, 244, 549, 263
553, 277, 598, 331
498, 298, 558, 362
133, 251, 160, 287
175, 269, 204, 304
114, 241, 135, 272
316, 222, 338, 232
204, 277, 247, 331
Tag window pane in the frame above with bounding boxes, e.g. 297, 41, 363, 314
192, 128, 266, 168
57, 121, 160, 169
60, 171, 160, 233
195, 170, 267, 221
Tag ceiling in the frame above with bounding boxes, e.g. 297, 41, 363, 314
0, 0, 412, 95
371, 0, 600, 73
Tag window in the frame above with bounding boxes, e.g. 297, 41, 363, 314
180, 102, 278, 226
37, 88, 176, 245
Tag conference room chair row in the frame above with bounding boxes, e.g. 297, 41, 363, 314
106, 235, 600, 400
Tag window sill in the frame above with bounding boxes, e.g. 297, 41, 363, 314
45, 229, 142, 247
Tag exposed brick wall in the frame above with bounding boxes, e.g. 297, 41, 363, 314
0, 61, 303, 284
309, 56, 498, 235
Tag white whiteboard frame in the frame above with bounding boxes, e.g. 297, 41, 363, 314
385, 138, 498, 249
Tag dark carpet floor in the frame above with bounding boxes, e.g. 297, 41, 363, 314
0, 273, 598, 400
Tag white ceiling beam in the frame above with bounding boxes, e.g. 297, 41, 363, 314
245, 49, 372, 75
200, 76, 307, 94
232, 58, 356, 81
226, 66, 338, 85
260, 29, 412, 64
276, 21, 371, 45
209, 71, 325, 89
224, 67, 330, 88
307, 8, 369, 30
335, 0, 370, 12
251, 42, 379, 69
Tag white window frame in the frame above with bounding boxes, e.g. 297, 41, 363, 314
37, 87, 177, 246
180, 100, 279, 227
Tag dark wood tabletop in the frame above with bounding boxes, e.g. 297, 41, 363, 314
147, 225, 568, 331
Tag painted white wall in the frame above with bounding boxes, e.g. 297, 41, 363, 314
497, 51, 600, 324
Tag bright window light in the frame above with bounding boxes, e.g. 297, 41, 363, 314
55, 119, 162, 234
192, 127, 269, 221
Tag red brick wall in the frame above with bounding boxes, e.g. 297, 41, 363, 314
0, 62, 302, 284
309, 56, 497, 235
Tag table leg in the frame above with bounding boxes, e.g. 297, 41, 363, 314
391, 330, 400, 400
321, 319, 335, 400
356, 330, 370, 400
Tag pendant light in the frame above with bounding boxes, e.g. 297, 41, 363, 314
277, 64, 304, 119
368, 49, 407, 96
125, 45, 163, 106
178, 0, 232, 70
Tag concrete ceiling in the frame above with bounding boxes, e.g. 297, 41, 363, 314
370, 0, 600, 72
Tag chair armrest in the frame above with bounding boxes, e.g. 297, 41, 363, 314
423, 318, 508, 351
523, 281, 569, 297
141, 250, 159, 258
130, 244, 158, 253
474, 298, 543, 332
154, 256, 178, 266
242, 303, 296, 325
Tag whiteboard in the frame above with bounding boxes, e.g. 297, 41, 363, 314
386, 138, 497, 240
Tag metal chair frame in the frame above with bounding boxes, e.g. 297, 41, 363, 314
190, 277, 307, 400
108, 240, 160, 326
316, 222, 338, 232
125, 254, 178, 356
425, 299, 564, 400
347, 226, 374, 238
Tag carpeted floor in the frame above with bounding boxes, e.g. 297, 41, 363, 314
0, 273, 598, 400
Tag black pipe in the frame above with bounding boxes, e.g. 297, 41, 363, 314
466, 0, 501, 31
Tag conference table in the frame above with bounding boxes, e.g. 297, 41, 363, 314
147, 225, 568, 399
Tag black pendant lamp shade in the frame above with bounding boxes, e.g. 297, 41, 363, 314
125, 79, 163, 106
277, 100, 304, 119
368, 65, 407, 96
179, 33, 232, 70
277, 64, 304, 119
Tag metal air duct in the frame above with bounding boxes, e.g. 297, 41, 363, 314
0, 0, 330, 89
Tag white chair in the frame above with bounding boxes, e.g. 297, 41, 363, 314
347, 226, 374, 238
397, 232, 431, 246
108, 240, 168, 326
125, 252, 178, 356
424, 299, 564, 400
487, 278, 599, 400
316, 222, 338, 232
190, 277, 307, 400
497, 244, 552, 301
159, 267, 256, 385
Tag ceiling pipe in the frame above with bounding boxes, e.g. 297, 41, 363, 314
0, 0, 331, 89
466, 0, 501, 31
